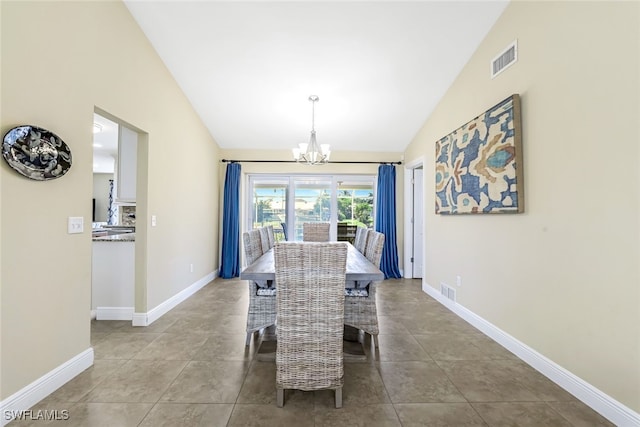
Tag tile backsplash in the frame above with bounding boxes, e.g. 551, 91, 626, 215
121, 205, 136, 226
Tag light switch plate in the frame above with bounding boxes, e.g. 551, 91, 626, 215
151, 215, 157, 227
68, 216, 84, 234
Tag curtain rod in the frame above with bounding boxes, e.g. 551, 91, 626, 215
221, 159, 402, 165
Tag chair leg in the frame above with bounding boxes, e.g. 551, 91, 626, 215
245, 332, 252, 346
335, 387, 343, 409
277, 388, 284, 407
372, 333, 379, 349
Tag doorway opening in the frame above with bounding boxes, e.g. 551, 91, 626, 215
91, 109, 146, 325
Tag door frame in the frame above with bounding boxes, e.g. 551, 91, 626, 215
403, 157, 425, 278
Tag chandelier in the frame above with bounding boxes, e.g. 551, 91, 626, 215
292, 95, 330, 165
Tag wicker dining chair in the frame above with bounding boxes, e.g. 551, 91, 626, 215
302, 222, 330, 242
353, 227, 370, 254
363, 231, 385, 267
258, 227, 271, 254
266, 225, 275, 248
242, 229, 276, 346
274, 242, 348, 408
344, 231, 385, 349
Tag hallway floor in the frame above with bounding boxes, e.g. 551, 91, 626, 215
13, 278, 612, 426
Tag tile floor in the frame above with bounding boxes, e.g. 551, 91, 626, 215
12, 278, 613, 426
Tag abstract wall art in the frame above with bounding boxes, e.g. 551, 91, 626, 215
435, 94, 523, 214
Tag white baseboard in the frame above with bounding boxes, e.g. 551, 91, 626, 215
0, 348, 94, 427
422, 281, 640, 427
132, 270, 217, 327
95, 307, 134, 321
131, 312, 148, 327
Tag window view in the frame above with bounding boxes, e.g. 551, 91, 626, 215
248, 175, 375, 242
293, 180, 331, 241
336, 181, 374, 244
252, 182, 287, 242
337, 182, 374, 228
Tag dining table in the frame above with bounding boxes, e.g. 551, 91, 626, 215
240, 241, 384, 360
240, 241, 384, 283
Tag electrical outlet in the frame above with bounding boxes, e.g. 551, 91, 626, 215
151, 215, 157, 227
456, 275, 462, 287
190, 263, 194, 273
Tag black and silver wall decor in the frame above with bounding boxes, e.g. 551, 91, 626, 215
2, 125, 72, 181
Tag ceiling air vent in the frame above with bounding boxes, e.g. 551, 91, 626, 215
491, 40, 517, 79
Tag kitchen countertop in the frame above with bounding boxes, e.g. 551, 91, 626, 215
92, 233, 135, 242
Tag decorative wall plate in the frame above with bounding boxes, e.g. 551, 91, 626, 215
2, 125, 72, 180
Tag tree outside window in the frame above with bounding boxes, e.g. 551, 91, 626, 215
337, 188, 373, 228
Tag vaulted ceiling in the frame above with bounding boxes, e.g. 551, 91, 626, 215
124, 1, 508, 153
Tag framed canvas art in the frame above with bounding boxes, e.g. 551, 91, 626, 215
435, 94, 523, 214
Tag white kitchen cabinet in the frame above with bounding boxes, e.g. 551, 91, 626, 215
116, 125, 137, 203
92, 240, 135, 320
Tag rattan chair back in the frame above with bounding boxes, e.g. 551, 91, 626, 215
274, 242, 347, 408
302, 222, 330, 242
353, 227, 370, 253
266, 225, 275, 248
364, 231, 385, 268
258, 227, 271, 254
243, 229, 264, 265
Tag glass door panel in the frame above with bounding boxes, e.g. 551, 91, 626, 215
251, 181, 288, 242
337, 180, 374, 243
293, 179, 332, 241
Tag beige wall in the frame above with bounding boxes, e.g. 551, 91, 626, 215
219, 149, 405, 267
404, 1, 639, 412
1, 1, 220, 399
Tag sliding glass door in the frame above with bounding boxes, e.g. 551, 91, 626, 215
250, 179, 288, 242
336, 179, 374, 243
247, 175, 375, 242
293, 179, 332, 241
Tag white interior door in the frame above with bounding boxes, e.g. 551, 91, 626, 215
412, 168, 424, 278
